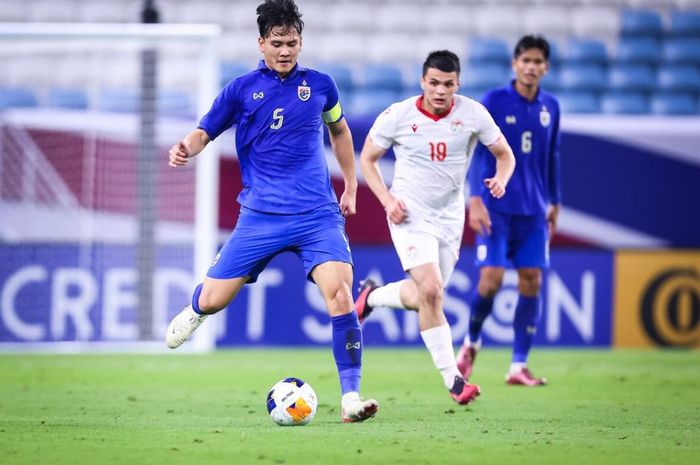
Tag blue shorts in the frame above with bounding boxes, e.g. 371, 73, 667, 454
208, 204, 353, 283
474, 211, 549, 269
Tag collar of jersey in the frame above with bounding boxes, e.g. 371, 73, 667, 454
415, 96, 454, 121
256, 59, 307, 79
508, 79, 542, 103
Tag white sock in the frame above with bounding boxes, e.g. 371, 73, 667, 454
509, 362, 526, 374
367, 280, 405, 309
341, 391, 360, 407
420, 324, 462, 389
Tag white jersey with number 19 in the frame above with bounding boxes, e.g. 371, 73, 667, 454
369, 95, 501, 229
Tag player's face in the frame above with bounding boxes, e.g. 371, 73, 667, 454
258, 26, 302, 78
420, 68, 459, 115
512, 48, 548, 88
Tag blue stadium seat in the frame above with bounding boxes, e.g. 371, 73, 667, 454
620, 9, 663, 38
600, 92, 649, 114
557, 91, 599, 113
158, 90, 194, 119
662, 39, 700, 65
98, 89, 139, 113
565, 39, 608, 64
47, 88, 88, 110
468, 37, 510, 66
669, 10, 700, 37
0, 87, 38, 110
220, 61, 250, 87
346, 89, 399, 116
462, 64, 510, 91
316, 63, 355, 94
607, 65, 656, 93
360, 64, 404, 91
616, 38, 660, 65
540, 69, 560, 92
558, 64, 607, 92
650, 93, 698, 115
656, 66, 700, 93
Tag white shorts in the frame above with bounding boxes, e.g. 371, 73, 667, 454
388, 219, 462, 286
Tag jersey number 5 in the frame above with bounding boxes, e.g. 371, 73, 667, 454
429, 141, 447, 161
271, 108, 284, 130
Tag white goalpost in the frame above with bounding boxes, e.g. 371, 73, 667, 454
0, 23, 221, 352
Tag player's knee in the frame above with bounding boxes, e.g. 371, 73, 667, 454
518, 270, 542, 295
197, 289, 228, 313
477, 278, 501, 297
331, 283, 353, 311
419, 281, 443, 306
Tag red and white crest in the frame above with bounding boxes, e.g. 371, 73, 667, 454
298, 85, 311, 101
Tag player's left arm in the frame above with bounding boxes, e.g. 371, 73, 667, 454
547, 102, 562, 236
484, 136, 515, 199
327, 117, 357, 217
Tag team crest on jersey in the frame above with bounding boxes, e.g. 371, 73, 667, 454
451, 119, 464, 133
298, 80, 311, 101
540, 107, 551, 127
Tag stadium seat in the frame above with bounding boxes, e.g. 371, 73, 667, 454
98, 88, 139, 113
415, 34, 468, 67
468, 38, 511, 66
540, 69, 560, 92
158, 90, 194, 119
346, 89, 399, 117
656, 66, 700, 93
661, 39, 700, 65
650, 93, 698, 115
600, 92, 649, 114
0, 87, 38, 110
607, 64, 656, 93
620, 9, 664, 37
220, 61, 251, 87
365, 34, 419, 63
47, 88, 88, 110
522, 7, 571, 45
473, 6, 523, 40
557, 91, 600, 114
558, 64, 607, 92
571, 7, 620, 42
564, 39, 608, 65
425, 7, 472, 35
374, 5, 424, 34
616, 37, 661, 65
669, 10, 700, 37
327, 4, 374, 33
462, 64, 511, 91
360, 64, 404, 92
315, 63, 355, 94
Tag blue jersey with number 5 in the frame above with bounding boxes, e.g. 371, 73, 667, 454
468, 82, 561, 216
198, 60, 344, 214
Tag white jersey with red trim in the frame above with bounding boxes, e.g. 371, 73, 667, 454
369, 94, 501, 227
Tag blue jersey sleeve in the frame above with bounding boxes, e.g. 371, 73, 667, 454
548, 99, 562, 204
321, 75, 344, 124
197, 79, 242, 140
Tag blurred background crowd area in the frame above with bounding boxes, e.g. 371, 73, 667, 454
1, 0, 700, 116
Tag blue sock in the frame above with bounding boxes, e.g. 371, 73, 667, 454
512, 295, 541, 363
468, 293, 494, 343
191, 283, 204, 314
331, 311, 362, 395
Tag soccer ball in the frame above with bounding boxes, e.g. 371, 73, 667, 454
266, 377, 318, 426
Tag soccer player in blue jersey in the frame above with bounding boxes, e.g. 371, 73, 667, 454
165, 0, 378, 422
456, 35, 561, 386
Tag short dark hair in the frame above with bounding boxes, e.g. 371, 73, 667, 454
514, 35, 550, 60
256, 0, 304, 39
422, 50, 461, 77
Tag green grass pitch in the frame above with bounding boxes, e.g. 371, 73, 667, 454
1, 349, 698, 465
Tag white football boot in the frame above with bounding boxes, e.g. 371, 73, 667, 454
341, 398, 379, 423
165, 305, 207, 349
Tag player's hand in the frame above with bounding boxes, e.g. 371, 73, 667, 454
385, 196, 408, 225
468, 196, 491, 236
168, 141, 190, 167
484, 177, 506, 199
339, 189, 356, 217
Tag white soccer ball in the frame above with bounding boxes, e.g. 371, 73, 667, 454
266, 377, 318, 426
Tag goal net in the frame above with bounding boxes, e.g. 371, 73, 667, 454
0, 23, 221, 352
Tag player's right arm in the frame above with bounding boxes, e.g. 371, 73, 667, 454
360, 135, 407, 225
168, 129, 211, 168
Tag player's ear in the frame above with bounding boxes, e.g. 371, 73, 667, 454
258, 36, 265, 52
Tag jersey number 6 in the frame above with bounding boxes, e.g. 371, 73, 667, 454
429, 141, 447, 161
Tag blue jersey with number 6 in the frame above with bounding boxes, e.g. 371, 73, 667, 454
468, 82, 561, 216
198, 60, 344, 214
